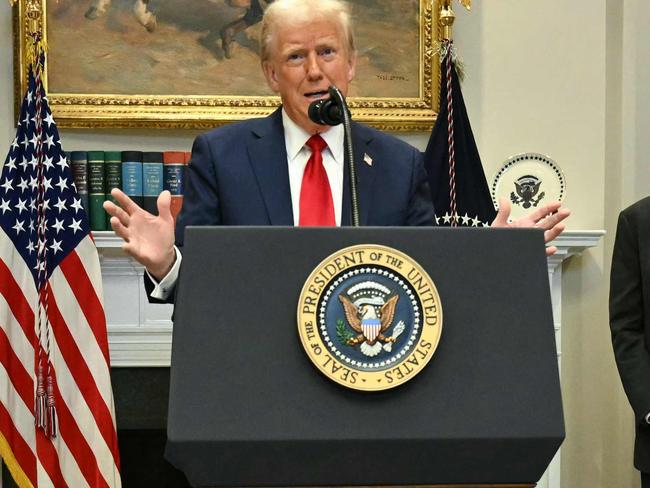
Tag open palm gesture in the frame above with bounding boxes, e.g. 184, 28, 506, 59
103, 188, 177, 279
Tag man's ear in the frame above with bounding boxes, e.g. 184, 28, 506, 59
347, 53, 356, 82
262, 61, 281, 93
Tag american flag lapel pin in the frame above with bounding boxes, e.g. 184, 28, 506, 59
363, 153, 373, 166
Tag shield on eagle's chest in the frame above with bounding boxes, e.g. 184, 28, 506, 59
361, 317, 381, 342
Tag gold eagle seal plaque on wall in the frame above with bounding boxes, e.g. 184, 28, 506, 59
297, 244, 443, 391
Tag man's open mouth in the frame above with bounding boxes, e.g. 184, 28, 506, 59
304, 90, 329, 100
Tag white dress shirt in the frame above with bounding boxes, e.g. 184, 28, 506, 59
282, 109, 344, 226
148, 109, 345, 300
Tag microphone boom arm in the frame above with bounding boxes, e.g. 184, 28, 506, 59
328, 87, 360, 227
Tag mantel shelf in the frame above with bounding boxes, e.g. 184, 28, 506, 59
94, 229, 606, 253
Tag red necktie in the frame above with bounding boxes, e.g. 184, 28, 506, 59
299, 135, 335, 226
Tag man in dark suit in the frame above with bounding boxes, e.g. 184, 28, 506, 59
104, 0, 568, 302
610, 197, 650, 486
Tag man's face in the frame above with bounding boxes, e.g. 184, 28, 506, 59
262, 19, 356, 134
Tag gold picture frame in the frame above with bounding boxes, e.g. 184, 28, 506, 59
14, 0, 440, 131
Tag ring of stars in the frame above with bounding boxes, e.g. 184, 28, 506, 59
317, 266, 421, 371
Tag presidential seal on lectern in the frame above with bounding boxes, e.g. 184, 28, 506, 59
297, 244, 443, 391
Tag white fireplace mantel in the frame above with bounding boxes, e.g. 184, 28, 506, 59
536, 230, 605, 488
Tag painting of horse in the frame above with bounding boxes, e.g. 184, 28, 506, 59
45, 0, 422, 98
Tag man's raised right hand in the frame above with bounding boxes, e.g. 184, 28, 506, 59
103, 188, 176, 280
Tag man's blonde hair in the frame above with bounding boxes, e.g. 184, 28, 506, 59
260, 0, 355, 62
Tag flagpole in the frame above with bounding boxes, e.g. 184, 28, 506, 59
10, 0, 46, 83
25, 0, 45, 67
11, 0, 59, 438
439, 0, 471, 41
440, 0, 456, 41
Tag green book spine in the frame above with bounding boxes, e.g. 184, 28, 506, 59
104, 151, 122, 228
87, 150, 106, 231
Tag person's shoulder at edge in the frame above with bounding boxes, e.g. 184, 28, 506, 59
621, 195, 650, 218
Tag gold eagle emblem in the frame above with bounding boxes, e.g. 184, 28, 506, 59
339, 294, 403, 357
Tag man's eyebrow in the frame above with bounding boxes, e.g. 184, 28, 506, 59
279, 37, 339, 56
283, 40, 309, 50
280, 44, 305, 55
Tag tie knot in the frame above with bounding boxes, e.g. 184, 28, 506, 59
306, 134, 327, 154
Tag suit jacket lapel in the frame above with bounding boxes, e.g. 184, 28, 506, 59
247, 109, 294, 225
342, 123, 375, 226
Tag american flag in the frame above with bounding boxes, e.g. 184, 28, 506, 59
0, 59, 120, 486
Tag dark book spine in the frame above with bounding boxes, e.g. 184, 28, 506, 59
163, 151, 186, 223
69, 151, 89, 216
184, 151, 191, 188
143, 152, 163, 215
121, 151, 144, 209
104, 151, 122, 228
87, 150, 106, 231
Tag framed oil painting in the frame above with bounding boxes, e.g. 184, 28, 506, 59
13, 0, 440, 130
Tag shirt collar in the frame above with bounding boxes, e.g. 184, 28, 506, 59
282, 108, 344, 165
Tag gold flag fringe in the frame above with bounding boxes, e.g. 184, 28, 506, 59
435, 41, 466, 83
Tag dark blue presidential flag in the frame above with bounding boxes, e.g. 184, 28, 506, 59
424, 41, 496, 227
0, 58, 120, 487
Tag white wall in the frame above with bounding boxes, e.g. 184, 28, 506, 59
453, 4, 618, 486
452, 2, 648, 487
1, 1, 648, 486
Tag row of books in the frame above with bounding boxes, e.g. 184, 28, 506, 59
69, 150, 189, 231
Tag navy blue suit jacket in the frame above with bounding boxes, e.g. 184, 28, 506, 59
146, 108, 435, 300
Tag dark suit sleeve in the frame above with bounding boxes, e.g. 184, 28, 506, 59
406, 150, 436, 226
144, 133, 223, 303
610, 209, 650, 426
174, 133, 223, 247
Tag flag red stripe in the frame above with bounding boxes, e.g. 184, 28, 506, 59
51, 374, 110, 488
0, 402, 37, 486
36, 429, 66, 488
59, 251, 110, 365
0, 259, 36, 345
0, 327, 34, 411
45, 283, 120, 468
3, 61, 120, 487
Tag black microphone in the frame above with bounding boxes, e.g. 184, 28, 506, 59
308, 88, 344, 126
307, 85, 360, 226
